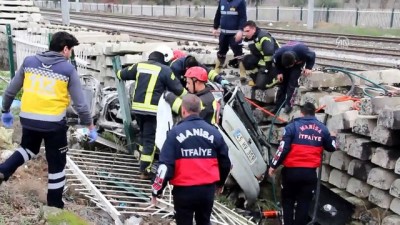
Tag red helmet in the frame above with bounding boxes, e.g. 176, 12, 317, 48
185, 66, 208, 82
172, 50, 186, 61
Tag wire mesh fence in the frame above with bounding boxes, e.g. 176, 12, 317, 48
35, 1, 400, 29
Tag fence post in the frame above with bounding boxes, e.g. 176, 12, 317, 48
163, 4, 165, 16
112, 56, 135, 155
203, 5, 206, 18
390, 8, 395, 28
6, 24, 15, 79
300, 6, 303, 21
277, 6, 279, 21
121, 4, 123, 14
176, 5, 178, 16
355, 8, 359, 26
141, 4, 143, 15
189, 5, 191, 17
131, 3, 132, 14
256, 5, 258, 20
151, 4, 153, 16
326, 7, 330, 22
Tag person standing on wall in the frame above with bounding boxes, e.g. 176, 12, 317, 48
212, 0, 247, 79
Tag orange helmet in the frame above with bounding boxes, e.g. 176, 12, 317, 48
185, 66, 208, 82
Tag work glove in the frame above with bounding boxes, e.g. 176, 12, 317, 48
164, 91, 177, 106
220, 79, 230, 87
88, 128, 98, 143
1, 112, 13, 128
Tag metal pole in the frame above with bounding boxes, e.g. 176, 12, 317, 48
390, 8, 395, 28
6, 24, 15, 79
307, 0, 314, 30
61, 0, 70, 26
75, 0, 80, 12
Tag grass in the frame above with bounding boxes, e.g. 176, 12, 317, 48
46, 211, 89, 225
313, 22, 400, 37
0, 71, 23, 100
257, 20, 400, 37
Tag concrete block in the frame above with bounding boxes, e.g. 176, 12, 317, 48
264, 126, 285, 145
371, 125, 400, 147
367, 168, 397, 190
120, 54, 143, 66
348, 159, 374, 182
359, 97, 373, 115
371, 147, 400, 169
321, 164, 331, 182
368, 187, 393, 209
390, 179, 400, 198
390, 198, 400, 216
238, 83, 276, 104
394, 159, 400, 175
352, 115, 377, 137
344, 196, 373, 219
329, 151, 352, 171
322, 98, 354, 116
328, 169, 350, 189
347, 138, 377, 161
336, 132, 357, 152
356, 69, 400, 85
298, 91, 341, 109
298, 71, 353, 88
322, 151, 332, 165
371, 96, 400, 115
330, 187, 353, 198
346, 177, 372, 198
382, 215, 400, 225
378, 108, 400, 130
326, 110, 358, 130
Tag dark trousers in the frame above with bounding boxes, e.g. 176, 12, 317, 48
249, 65, 277, 90
275, 65, 303, 111
135, 114, 157, 173
173, 184, 216, 225
0, 127, 68, 208
217, 33, 243, 58
281, 167, 317, 225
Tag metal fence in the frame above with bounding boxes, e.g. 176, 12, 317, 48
13, 30, 89, 74
34, 1, 400, 29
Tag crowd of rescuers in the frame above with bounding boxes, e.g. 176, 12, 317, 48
0, 16, 316, 223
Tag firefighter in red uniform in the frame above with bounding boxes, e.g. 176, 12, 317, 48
151, 94, 231, 225
268, 102, 336, 225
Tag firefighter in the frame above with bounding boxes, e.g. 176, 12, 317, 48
151, 94, 231, 225
170, 54, 230, 87
272, 42, 316, 113
116, 45, 187, 180
268, 102, 336, 225
242, 20, 280, 89
165, 66, 221, 125
0, 31, 97, 208
213, 0, 247, 78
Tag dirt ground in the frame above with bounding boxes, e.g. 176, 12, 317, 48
0, 116, 175, 225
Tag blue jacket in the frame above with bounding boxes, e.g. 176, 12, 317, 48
152, 115, 231, 197
270, 116, 336, 169
170, 56, 224, 86
213, 0, 247, 34
273, 42, 316, 74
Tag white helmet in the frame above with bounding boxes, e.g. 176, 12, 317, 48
153, 45, 174, 63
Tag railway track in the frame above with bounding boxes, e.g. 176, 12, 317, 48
41, 9, 400, 45
41, 10, 398, 71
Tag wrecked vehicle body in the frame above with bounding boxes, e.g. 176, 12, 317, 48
67, 74, 270, 208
